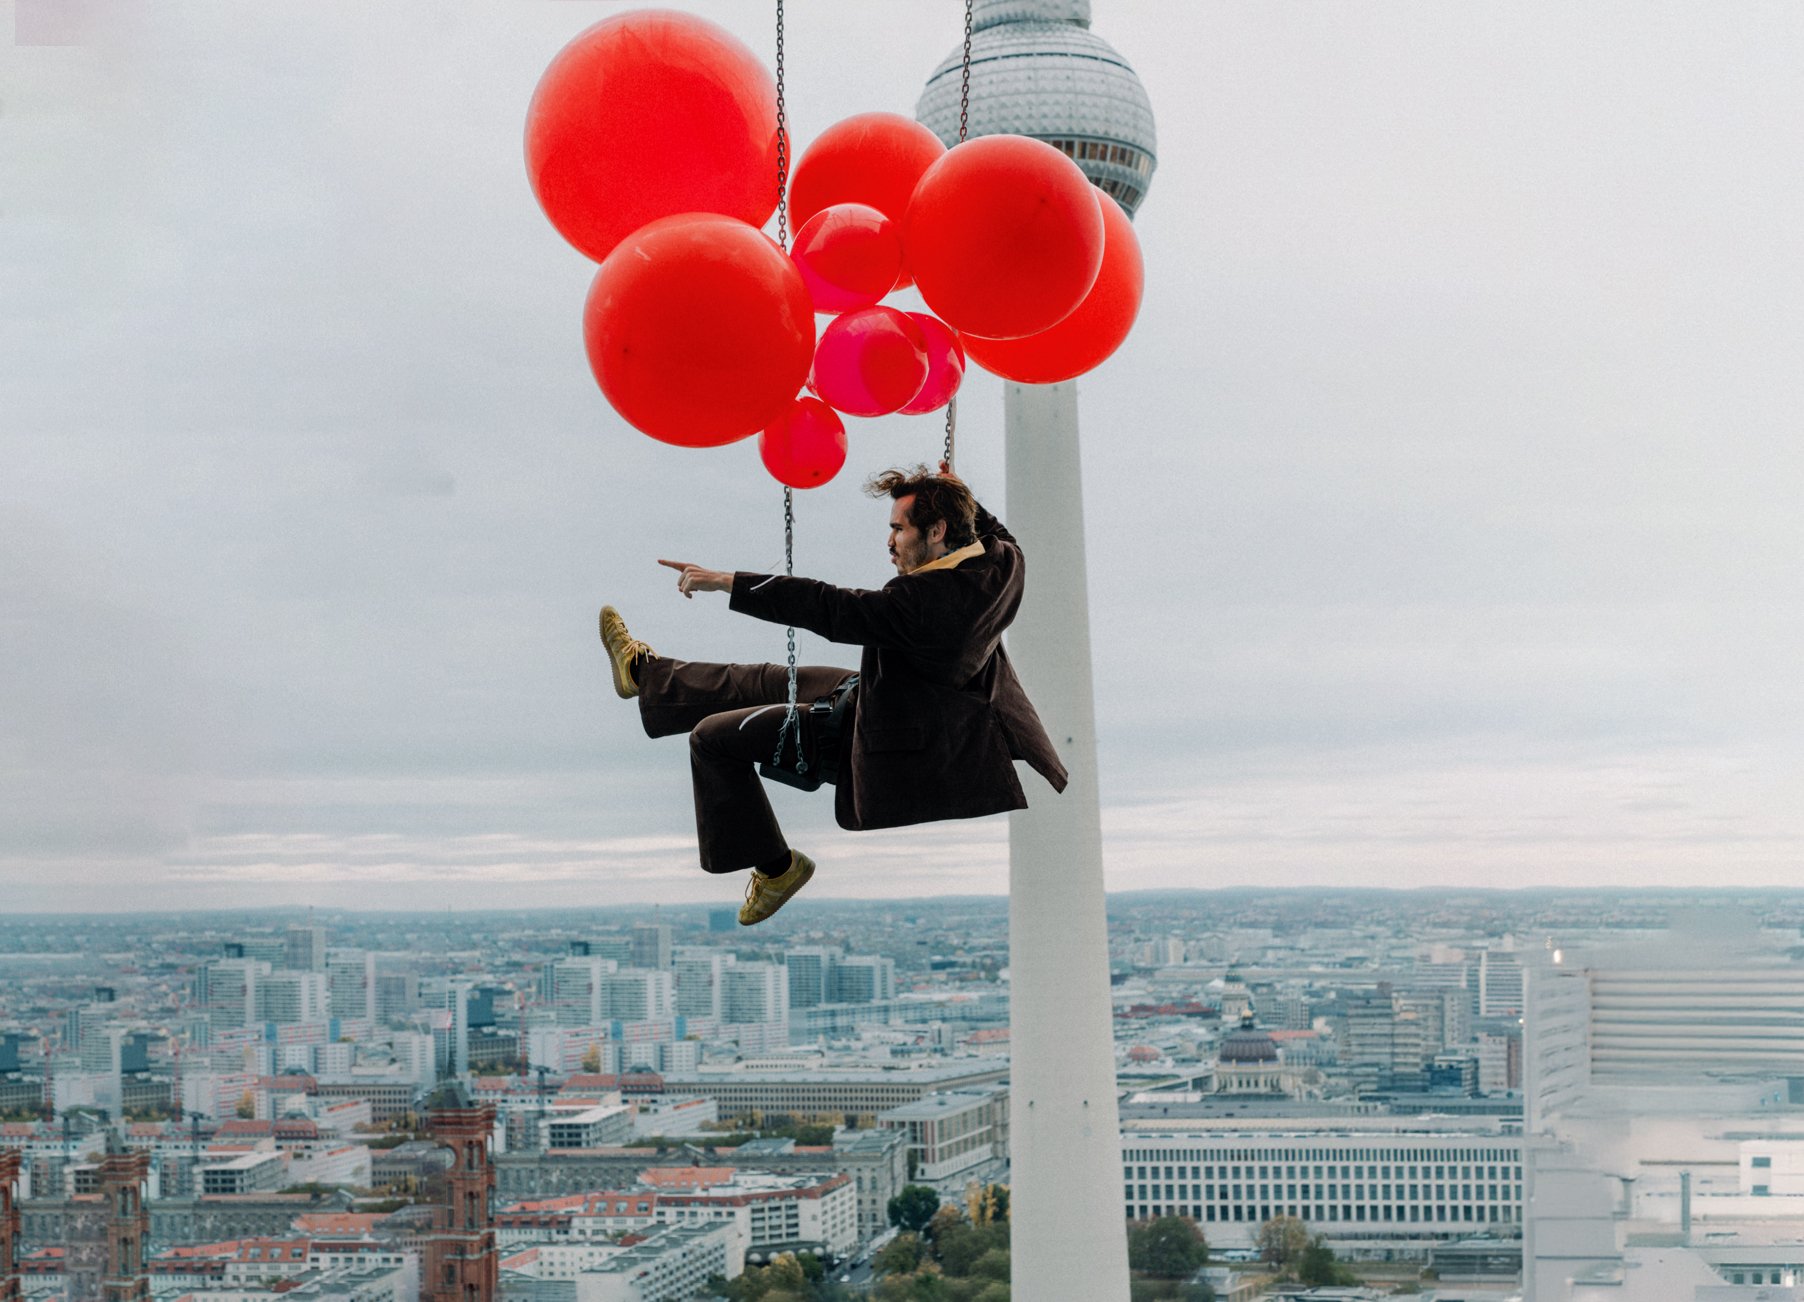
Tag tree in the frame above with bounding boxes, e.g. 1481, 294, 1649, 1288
579, 1044, 601, 1073
932, 1221, 983, 1276
1298, 1235, 1358, 1286
889, 1184, 942, 1233
970, 1249, 1010, 1283
926, 1203, 967, 1244
1126, 1215, 1208, 1279
873, 1233, 927, 1277
965, 1182, 1008, 1226
236, 1092, 256, 1119
1256, 1214, 1309, 1271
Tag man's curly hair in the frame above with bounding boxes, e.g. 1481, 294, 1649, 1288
864, 466, 978, 550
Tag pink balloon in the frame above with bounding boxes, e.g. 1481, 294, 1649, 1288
760, 397, 848, 489
791, 203, 903, 314
807, 306, 929, 418
898, 313, 966, 415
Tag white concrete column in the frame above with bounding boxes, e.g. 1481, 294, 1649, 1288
1003, 379, 1129, 1300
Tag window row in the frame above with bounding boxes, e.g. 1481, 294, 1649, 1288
1130, 1183, 1520, 1204
1125, 1200, 1518, 1225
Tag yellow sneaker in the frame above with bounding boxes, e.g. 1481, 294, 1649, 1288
739, 852, 816, 926
599, 606, 656, 699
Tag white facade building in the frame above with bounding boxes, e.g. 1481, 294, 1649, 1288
721, 964, 788, 1027
1522, 922, 1804, 1300
1122, 1127, 1523, 1252
258, 973, 329, 1026
673, 949, 731, 1020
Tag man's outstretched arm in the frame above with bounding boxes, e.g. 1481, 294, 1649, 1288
658, 559, 937, 649
659, 559, 732, 598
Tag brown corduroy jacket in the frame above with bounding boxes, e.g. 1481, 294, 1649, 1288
727, 504, 1068, 832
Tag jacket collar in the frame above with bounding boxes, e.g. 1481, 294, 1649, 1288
909, 540, 985, 575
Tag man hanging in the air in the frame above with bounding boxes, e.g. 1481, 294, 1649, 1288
599, 464, 1067, 925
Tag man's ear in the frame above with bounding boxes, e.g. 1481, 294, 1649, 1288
928, 520, 948, 548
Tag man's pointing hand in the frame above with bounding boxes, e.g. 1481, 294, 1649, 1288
658, 559, 733, 599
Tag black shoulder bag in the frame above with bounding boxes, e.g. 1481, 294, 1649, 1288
758, 674, 859, 792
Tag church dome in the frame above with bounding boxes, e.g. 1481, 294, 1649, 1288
1218, 1016, 1279, 1065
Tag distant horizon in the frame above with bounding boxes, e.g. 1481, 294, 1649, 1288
6, 882, 1804, 921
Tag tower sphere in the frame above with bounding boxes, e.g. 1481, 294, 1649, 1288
916, 0, 1156, 216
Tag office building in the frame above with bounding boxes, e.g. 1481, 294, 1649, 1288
325, 951, 377, 1023
1121, 1124, 1523, 1253
720, 964, 788, 1027
631, 923, 672, 971
785, 949, 839, 1012
878, 1087, 1009, 1188
257, 973, 329, 1026
673, 950, 731, 1021
833, 957, 896, 1005
1522, 919, 1804, 1299
283, 925, 326, 973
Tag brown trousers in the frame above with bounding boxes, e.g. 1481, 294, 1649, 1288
638, 659, 855, 874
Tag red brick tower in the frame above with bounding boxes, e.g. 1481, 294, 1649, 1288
0, 1150, 22, 1302
423, 1083, 498, 1302
98, 1136, 150, 1302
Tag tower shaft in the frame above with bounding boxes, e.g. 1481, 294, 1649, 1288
1005, 380, 1130, 1299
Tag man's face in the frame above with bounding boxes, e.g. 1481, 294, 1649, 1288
888, 495, 941, 574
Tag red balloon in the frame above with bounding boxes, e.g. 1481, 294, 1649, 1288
898, 313, 966, 415
760, 397, 848, 489
807, 306, 929, 418
790, 112, 946, 290
964, 195, 1144, 384
791, 204, 903, 314
525, 10, 778, 262
903, 134, 1105, 339
584, 214, 815, 447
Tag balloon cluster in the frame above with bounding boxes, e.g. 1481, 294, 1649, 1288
525, 9, 1144, 489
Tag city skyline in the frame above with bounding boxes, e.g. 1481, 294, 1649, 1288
6, 2, 1804, 912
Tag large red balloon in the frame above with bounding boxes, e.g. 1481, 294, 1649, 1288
584, 214, 815, 447
898, 313, 966, 415
789, 112, 946, 290
525, 10, 779, 262
790, 204, 903, 314
808, 306, 929, 418
903, 135, 1105, 340
964, 195, 1144, 384
760, 397, 848, 489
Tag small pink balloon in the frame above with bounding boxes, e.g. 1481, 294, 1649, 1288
898, 313, 966, 415
760, 396, 848, 489
790, 203, 903, 314
807, 306, 929, 417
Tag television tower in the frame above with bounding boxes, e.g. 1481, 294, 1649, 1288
919, 3, 1156, 1298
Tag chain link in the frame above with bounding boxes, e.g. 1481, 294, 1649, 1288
774, 0, 790, 252
940, 0, 973, 476
773, 486, 804, 772
771, 2, 803, 773
959, 0, 973, 145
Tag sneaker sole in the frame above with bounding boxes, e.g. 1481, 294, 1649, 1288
740, 854, 815, 926
599, 607, 637, 699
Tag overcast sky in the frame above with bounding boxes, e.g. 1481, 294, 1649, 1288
4, 1, 1802, 913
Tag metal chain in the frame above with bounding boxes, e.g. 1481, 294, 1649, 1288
773, 487, 805, 773
942, 0, 973, 474
774, 0, 790, 252
772, 0, 802, 775
959, 0, 973, 146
